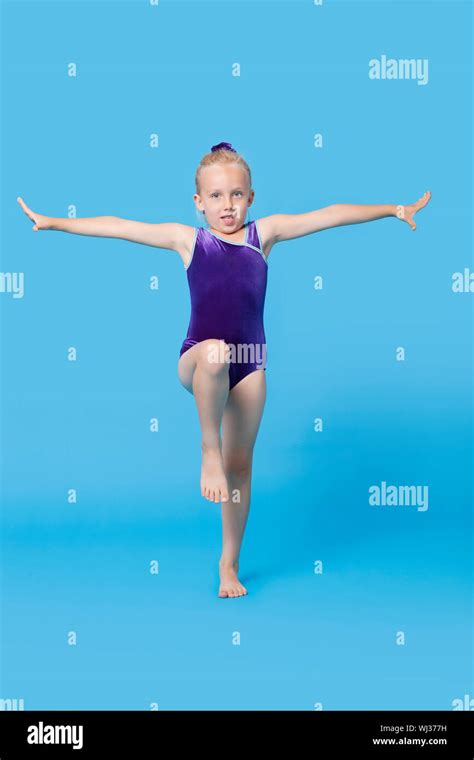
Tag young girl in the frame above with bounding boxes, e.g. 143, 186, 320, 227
17, 141, 431, 599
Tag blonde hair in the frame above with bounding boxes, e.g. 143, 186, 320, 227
195, 143, 252, 195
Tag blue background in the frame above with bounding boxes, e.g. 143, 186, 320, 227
1, 0, 472, 710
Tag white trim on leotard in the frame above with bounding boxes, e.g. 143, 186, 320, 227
251, 219, 268, 266
185, 222, 268, 269
206, 221, 268, 266
245, 242, 268, 266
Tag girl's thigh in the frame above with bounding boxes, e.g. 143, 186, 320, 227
177, 339, 230, 394
221, 369, 267, 467
177, 344, 200, 394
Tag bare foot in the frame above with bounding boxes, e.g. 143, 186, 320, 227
218, 559, 248, 598
201, 446, 229, 503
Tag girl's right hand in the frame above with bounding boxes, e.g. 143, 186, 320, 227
17, 196, 51, 231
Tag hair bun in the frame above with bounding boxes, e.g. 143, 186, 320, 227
211, 141, 236, 153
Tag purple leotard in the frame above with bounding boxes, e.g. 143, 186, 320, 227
179, 220, 268, 390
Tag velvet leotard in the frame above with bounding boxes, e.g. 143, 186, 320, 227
179, 220, 268, 390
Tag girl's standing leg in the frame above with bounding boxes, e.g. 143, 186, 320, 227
219, 368, 267, 598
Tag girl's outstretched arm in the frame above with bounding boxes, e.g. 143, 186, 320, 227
263, 190, 432, 243
16, 196, 189, 254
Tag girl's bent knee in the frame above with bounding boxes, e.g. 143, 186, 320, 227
198, 339, 231, 374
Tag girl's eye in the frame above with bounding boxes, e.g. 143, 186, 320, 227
211, 191, 242, 198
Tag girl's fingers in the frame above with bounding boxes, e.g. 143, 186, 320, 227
413, 191, 431, 215
18, 196, 34, 218
17, 196, 31, 216
418, 190, 431, 208
17, 196, 37, 224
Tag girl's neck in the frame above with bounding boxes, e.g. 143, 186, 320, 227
208, 222, 247, 243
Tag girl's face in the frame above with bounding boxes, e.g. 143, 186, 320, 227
194, 163, 254, 232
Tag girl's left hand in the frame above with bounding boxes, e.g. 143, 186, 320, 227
396, 190, 432, 231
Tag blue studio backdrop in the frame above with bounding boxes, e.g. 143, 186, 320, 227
1, 0, 472, 710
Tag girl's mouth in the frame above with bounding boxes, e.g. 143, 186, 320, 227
221, 214, 235, 226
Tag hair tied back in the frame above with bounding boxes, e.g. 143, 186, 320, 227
211, 142, 236, 153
